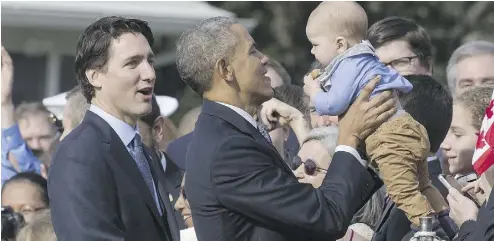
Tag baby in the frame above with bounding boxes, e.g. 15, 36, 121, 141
304, 1, 448, 227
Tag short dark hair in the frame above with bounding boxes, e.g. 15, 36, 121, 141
455, 86, 494, 131
273, 84, 308, 115
75, 16, 154, 103
398, 75, 453, 152
140, 94, 161, 127
273, 84, 310, 124
367, 17, 433, 69
2, 172, 49, 207
265, 55, 291, 85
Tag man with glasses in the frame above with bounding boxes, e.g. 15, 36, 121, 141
446, 41, 494, 97
367, 16, 433, 76
1, 47, 61, 185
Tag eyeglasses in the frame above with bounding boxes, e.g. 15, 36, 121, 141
383, 56, 419, 70
292, 156, 327, 175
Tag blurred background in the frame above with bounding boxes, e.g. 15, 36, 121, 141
2, 1, 494, 124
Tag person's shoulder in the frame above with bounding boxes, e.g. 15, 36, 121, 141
54, 122, 106, 163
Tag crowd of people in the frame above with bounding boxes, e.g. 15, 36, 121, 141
1, 1, 494, 241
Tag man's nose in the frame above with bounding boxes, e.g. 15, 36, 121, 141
140, 61, 156, 84
440, 142, 451, 151
260, 54, 269, 65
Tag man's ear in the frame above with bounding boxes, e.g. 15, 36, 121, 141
153, 116, 165, 144
86, 69, 102, 88
215, 58, 234, 82
335, 37, 348, 53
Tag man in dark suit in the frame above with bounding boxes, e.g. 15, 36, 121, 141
373, 75, 455, 241
48, 17, 178, 241
138, 94, 185, 230
175, 16, 397, 241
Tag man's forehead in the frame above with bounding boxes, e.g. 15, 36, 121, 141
230, 24, 253, 42
109, 33, 153, 57
18, 112, 53, 127
376, 41, 414, 60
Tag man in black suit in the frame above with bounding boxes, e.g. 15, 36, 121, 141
48, 17, 179, 241
175, 16, 397, 241
138, 94, 185, 230
373, 75, 455, 241
167, 58, 299, 171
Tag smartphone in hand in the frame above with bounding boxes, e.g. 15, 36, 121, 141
439, 174, 482, 207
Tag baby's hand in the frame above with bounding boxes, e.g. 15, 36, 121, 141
303, 71, 323, 101
311, 69, 322, 79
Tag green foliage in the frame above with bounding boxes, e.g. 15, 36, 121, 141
169, 1, 494, 125
209, 1, 494, 85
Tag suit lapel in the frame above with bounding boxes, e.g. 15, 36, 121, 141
84, 111, 171, 239
250, 125, 294, 174
202, 100, 293, 174
145, 149, 180, 241
109, 134, 167, 232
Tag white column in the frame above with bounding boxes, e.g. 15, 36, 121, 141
44, 52, 62, 97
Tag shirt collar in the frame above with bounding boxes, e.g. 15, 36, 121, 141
89, 104, 138, 147
216, 102, 257, 128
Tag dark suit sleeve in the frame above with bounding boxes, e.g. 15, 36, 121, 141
454, 192, 494, 241
454, 221, 477, 241
211, 136, 380, 239
48, 149, 124, 241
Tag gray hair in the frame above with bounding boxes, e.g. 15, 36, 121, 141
446, 41, 494, 95
65, 86, 89, 128
303, 126, 339, 156
176, 16, 239, 96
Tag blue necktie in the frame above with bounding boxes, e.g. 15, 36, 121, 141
130, 134, 162, 215
257, 122, 273, 144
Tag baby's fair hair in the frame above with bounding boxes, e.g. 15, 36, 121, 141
309, 1, 368, 44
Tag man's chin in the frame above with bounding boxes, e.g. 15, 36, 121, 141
137, 103, 153, 116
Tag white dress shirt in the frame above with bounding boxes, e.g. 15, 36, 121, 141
215, 102, 367, 167
159, 151, 167, 173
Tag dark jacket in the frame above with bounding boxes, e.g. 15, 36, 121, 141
185, 100, 383, 241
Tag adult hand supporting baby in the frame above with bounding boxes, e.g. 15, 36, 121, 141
337, 75, 397, 148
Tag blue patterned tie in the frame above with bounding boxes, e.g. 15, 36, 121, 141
257, 122, 273, 144
130, 134, 162, 215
